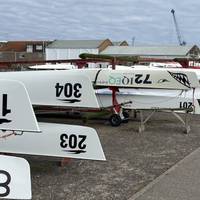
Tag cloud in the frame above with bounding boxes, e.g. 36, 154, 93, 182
0, 0, 199, 44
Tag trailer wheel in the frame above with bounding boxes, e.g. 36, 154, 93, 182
122, 111, 129, 123
109, 114, 122, 127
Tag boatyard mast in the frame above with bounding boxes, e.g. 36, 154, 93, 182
171, 9, 186, 46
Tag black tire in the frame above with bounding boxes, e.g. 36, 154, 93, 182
109, 114, 122, 127
122, 111, 129, 123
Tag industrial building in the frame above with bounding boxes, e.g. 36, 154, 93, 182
46, 39, 129, 62
0, 39, 200, 69
45, 39, 114, 67
100, 45, 200, 59
0, 41, 51, 62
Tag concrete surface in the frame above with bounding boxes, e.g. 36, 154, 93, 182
26, 111, 200, 200
130, 147, 200, 200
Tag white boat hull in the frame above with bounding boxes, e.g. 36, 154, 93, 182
0, 122, 106, 161
96, 88, 200, 114
0, 155, 31, 199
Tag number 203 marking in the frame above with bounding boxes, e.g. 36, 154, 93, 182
60, 134, 87, 150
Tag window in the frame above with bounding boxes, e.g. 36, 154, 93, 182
27, 45, 33, 53
19, 53, 25, 59
36, 44, 43, 51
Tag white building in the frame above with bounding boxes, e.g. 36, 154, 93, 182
46, 39, 113, 67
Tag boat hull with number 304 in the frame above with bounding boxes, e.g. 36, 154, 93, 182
0, 68, 198, 111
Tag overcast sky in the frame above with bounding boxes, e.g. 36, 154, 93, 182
0, 0, 199, 45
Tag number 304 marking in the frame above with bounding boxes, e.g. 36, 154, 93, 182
55, 83, 82, 98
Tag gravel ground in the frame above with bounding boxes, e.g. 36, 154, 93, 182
27, 111, 200, 200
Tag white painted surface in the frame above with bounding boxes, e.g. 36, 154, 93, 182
0, 122, 106, 161
0, 71, 99, 108
0, 155, 31, 199
0, 80, 40, 132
